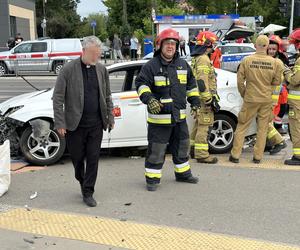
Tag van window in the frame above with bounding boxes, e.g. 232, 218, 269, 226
31, 42, 47, 52
14, 43, 32, 53
239, 46, 255, 53
51, 39, 82, 52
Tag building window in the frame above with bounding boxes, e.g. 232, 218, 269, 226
10, 16, 17, 38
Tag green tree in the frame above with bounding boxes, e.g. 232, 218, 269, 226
77, 14, 108, 41
36, 0, 81, 38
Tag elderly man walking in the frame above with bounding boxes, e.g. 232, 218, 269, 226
52, 36, 114, 207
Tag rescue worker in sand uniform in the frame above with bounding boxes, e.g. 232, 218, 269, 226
283, 29, 300, 165
190, 31, 220, 164
229, 35, 283, 164
266, 35, 287, 154
135, 28, 201, 191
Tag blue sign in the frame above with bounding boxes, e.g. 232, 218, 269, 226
155, 14, 240, 23
90, 20, 97, 28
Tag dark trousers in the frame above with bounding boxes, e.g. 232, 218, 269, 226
66, 125, 103, 197
131, 49, 137, 60
145, 122, 192, 184
180, 46, 186, 56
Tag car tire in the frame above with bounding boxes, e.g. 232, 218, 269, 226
20, 126, 66, 165
53, 62, 64, 75
0, 62, 8, 77
209, 113, 236, 154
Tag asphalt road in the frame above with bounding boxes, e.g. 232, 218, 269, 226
1, 156, 300, 247
0, 74, 125, 103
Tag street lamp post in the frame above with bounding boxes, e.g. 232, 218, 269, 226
42, 0, 47, 37
290, 0, 295, 34
235, 0, 238, 14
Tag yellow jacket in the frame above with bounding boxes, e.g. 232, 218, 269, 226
191, 54, 217, 102
286, 57, 300, 105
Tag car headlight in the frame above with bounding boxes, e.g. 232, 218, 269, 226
3, 105, 24, 117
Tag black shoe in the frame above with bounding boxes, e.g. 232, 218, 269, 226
253, 158, 261, 164
229, 155, 239, 163
83, 196, 97, 207
284, 156, 300, 165
176, 175, 199, 184
269, 141, 287, 155
146, 183, 158, 191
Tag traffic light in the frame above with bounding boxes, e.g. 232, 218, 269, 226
279, 0, 289, 17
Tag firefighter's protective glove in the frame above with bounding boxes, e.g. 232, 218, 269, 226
200, 91, 212, 105
211, 95, 221, 113
191, 105, 201, 118
147, 98, 162, 114
212, 93, 220, 102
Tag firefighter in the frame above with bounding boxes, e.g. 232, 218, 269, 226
229, 35, 283, 164
266, 35, 287, 155
283, 29, 300, 165
190, 31, 220, 164
135, 28, 201, 191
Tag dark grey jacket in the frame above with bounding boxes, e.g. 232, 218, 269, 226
52, 58, 114, 131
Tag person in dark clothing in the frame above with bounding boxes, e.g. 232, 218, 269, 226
7, 37, 15, 50
53, 36, 114, 207
15, 33, 23, 45
135, 28, 201, 192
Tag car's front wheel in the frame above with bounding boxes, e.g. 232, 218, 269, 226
20, 126, 66, 165
0, 62, 8, 77
209, 113, 236, 154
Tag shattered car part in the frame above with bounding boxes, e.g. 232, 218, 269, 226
0, 115, 24, 157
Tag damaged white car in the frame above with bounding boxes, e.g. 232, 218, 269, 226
0, 60, 256, 165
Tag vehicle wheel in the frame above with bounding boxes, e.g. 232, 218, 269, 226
0, 62, 8, 77
53, 62, 64, 75
20, 126, 66, 165
209, 113, 236, 154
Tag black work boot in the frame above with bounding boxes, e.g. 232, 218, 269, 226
83, 196, 97, 207
284, 156, 300, 165
196, 156, 218, 164
269, 141, 287, 155
146, 183, 158, 191
176, 175, 199, 184
253, 158, 261, 164
229, 155, 239, 163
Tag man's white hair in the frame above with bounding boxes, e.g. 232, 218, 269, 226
82, 36, 102, 49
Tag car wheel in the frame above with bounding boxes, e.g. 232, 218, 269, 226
20, 126, 66, 165
209, 113, 236, 154
0, 62, 8, 77
53, 62, 64, 75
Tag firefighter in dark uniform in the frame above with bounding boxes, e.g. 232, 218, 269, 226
135, 28, 201, 191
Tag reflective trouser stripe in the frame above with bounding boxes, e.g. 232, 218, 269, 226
288, 90, 300, 100
145, 168, 162, 179
138, 85, 151, 96
293, 148, 300, 155
174, 161, 191, 173
195, 143, 209, 150
147, 114, 172, 124
267, 127, 278, 139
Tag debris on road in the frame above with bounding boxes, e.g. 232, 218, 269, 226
23, 238, 34, 244
29, 191, 38, 200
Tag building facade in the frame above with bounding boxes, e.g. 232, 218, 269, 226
0, 0, 36, 50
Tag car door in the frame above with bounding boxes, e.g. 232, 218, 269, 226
101, 65, 148, 148
220, 46, 241, 72
28, 42, 48, 71
11, 42, 33, 72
